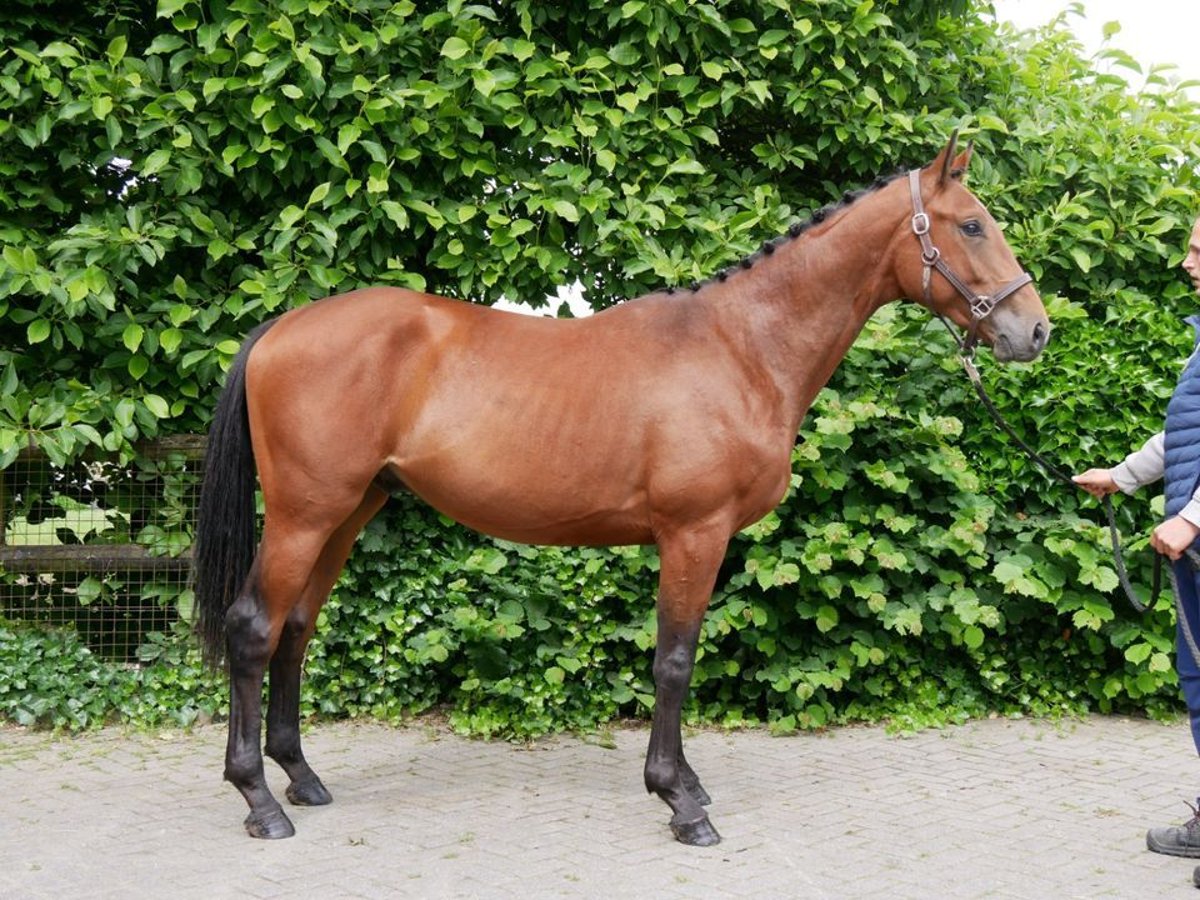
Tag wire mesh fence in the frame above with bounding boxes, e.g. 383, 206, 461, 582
0, 437, 203, 661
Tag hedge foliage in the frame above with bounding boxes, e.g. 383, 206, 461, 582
3, 1, 1200, 734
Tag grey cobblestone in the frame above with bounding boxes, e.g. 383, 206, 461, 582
1, 715, 1198, 898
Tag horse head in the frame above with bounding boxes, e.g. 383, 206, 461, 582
895, 132, 1049, 362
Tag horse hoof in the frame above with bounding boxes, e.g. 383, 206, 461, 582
286, 777, 333, 806
671, 815, 721, 847
244, 807, 295, 839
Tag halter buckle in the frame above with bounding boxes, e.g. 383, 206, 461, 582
970, 294, 997, 320
911, 212, 930, 236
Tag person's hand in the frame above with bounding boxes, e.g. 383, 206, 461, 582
1072, 468, 1119, 499
1151, 516, 1200, 561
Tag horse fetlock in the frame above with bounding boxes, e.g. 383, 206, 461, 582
643, 759, 679, 796
224, 752, 267, 791
263, 735, 301, 766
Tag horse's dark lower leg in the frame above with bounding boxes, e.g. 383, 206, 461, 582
645, 620, 717, 844
264, 618, 331, 807
261, 486, 386, 811
643, 527, 727, 846
223, 569, 294, 839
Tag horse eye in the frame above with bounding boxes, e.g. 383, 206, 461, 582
960, 220, 984, 238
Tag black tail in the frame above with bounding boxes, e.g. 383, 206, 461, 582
192, 319, 278, 668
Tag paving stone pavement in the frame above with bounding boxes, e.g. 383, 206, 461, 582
1, 714, 1199, 898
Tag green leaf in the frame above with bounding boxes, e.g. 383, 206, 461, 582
27, 319, 51, 344
472, 70, 497, 97
307, 182, 331, 207
1124, 642, 1152, 665
551, 200, 579, 222
114, 398, 136, 428
156, 0, 190, 17
1068, 246, 1092, 273
666, 159, 705, 176
142, 149, 171, 176
441, 36, 470, 60
143, 395, 170, 418
380, 200, 409, 230
279, 205, 304, 228
251, 94, 275, 117
122, 324, 144, 353
106, 36, 128, 65
76, 577, 104, 606
160, 328, 183, 354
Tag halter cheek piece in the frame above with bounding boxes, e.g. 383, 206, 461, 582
907, 169, 1032, 356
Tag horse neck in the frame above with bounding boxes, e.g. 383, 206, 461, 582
699, 190, 909, 430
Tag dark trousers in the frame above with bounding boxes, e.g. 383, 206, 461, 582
1174, 559, 1200, 755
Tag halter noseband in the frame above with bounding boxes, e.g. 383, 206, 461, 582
908, 169, 1032, 356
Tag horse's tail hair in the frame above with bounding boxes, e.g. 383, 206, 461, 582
192, 319, 278, 669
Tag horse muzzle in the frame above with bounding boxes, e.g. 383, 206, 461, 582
989, 312, 1050, 363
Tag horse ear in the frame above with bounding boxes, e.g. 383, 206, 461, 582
950, 141, 974, 181
933, 129, 960, 185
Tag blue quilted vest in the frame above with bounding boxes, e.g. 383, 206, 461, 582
1164, 316, 1200, 519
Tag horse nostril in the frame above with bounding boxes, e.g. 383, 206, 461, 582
1032, 321, 1047, 350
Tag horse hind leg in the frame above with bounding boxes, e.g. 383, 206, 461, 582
222, 553, 295, 839
224, 518, 348, 839
264, 486, 388, 808
264, 613, 330, 808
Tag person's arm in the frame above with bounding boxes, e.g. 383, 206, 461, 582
1111, 431, 1165, 493
1073, 432, 1165, 497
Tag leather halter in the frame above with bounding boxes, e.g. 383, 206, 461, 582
908, 169, 1032, 355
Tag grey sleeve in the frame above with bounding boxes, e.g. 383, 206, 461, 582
1110, 431, 1165, 493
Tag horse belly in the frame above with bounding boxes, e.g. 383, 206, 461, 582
393, 455, 653, 547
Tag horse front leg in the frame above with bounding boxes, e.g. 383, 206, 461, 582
643, 526, 728, 846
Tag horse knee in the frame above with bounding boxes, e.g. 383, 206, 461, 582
652, 641, 696, 690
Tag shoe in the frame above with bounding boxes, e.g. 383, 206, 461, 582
1147, 799, 1200, 858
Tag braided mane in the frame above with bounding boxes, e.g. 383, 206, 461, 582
665, 169, 907, 295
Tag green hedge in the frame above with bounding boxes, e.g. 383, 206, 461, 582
3, 1, 1200, 734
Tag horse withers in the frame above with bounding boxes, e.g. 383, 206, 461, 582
192, 133, 1049, 845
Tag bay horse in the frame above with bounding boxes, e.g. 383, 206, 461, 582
192, 134, 1049, 846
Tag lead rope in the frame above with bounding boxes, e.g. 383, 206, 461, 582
952, 343, 1200, 669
